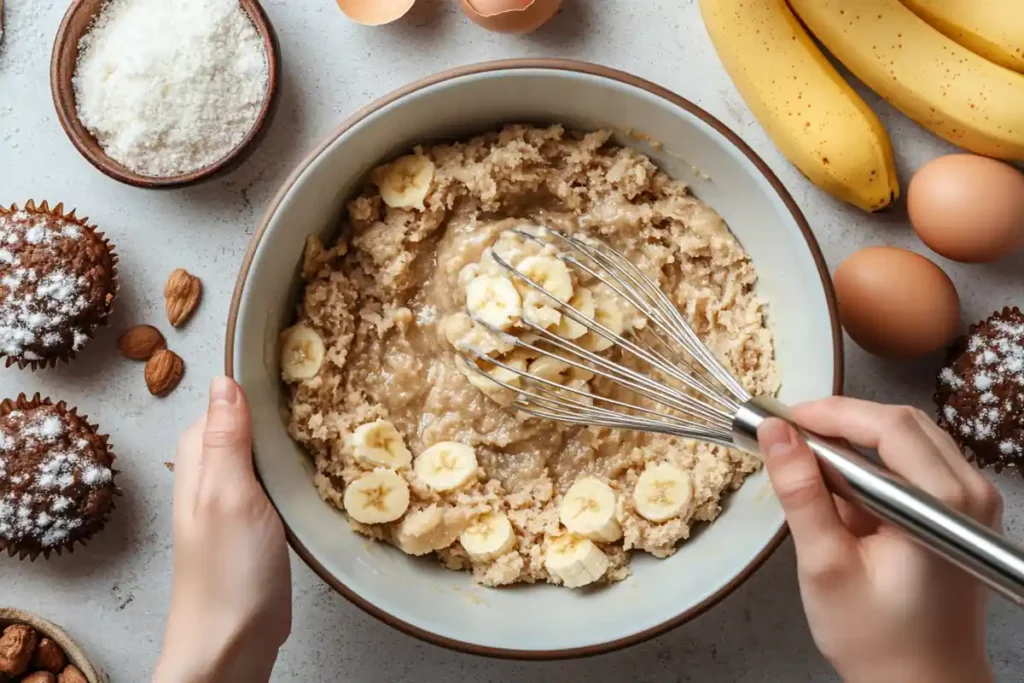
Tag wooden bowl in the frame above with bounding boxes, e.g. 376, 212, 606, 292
0, 608, 104, 682
49, 0, 280, 189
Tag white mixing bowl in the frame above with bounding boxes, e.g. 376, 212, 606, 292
226, 60, 843, 659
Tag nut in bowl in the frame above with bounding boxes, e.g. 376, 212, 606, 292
50, 0, 280, 188
0, 609, 102, 682
227, 60, 842, 658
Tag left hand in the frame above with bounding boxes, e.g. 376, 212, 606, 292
154, 377, 291, 683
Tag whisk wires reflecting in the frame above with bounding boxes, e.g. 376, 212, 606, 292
458, 227, 751, 449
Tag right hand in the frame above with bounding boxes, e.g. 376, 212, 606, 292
757, 397, 1002, 683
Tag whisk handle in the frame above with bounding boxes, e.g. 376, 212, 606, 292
732, 395, 1024, 607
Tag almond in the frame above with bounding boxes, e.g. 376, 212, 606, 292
31, 637, 66, 674
164, 268, 202, 327
0, 624, 37, 676
117, 325, 166, 361
57, 665, 87, 683
23, 672, 57, 683
145, 349, 184, 397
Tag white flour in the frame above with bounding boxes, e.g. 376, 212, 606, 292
72, 0, 269, 177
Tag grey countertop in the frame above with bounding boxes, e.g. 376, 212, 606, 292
0, 1, 1021, 680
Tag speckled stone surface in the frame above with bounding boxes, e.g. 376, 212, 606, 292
0, 1, 1021, 680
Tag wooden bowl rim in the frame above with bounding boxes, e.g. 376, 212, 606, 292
49, 0, 279, 189
0, 607, 104, 682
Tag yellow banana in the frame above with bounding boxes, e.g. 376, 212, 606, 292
789, 0, 1024, 160
698, 0, 899, 212
901, 0, 1024, 74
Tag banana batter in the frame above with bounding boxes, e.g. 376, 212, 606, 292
282, 125, 778, 588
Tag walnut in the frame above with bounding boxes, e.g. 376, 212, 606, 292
22, 672, 57, 683
57, 664, 87, 683
31, 638, 66, 674
0, 624, 38, 676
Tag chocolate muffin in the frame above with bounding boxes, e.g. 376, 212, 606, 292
0, 394, 118, 559
0, 201, 118, 369
935, 306, 1024, 473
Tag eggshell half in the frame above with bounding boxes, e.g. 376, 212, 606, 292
461, 0, 562, 33
338, 0, 417, 26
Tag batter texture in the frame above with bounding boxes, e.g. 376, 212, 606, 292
284, 125, 778, 588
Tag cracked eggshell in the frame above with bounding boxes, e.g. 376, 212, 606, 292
460, 0, 562, 33
337, 0, 417, 26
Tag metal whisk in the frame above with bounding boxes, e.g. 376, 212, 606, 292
461, 226, 1024, 607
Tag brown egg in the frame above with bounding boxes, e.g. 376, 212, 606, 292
337, 0, 417, 26
460, 0, 562, 33
834, 246, 960, 359
908, 154, 1024, 263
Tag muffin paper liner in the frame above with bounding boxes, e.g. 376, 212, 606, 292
0, 392, 121, 561
0, 200, 120, 371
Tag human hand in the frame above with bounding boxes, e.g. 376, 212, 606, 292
154, 377, 291, 683
758, 397, 1001, 683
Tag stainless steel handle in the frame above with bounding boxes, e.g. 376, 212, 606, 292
733, 395, 1024, 607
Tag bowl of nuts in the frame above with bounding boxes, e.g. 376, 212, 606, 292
0, 609, 102, 683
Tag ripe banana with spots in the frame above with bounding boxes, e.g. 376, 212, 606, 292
698, 0, 899, 212
789, 0, 1024, 160
900, 0, 1024, 74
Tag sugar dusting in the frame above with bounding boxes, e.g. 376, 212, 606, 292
0, 409, 113, 548
938, 314, 1024, 460
0, 211, 92, 360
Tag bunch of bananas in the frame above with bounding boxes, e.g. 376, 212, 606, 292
699, 0, 1024, 212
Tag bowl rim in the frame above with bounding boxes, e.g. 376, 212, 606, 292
49, 0, 280, 189
224, 58, 845, 661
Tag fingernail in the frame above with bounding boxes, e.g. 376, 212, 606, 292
759, 419, 796, 460
210, 376, 238, 406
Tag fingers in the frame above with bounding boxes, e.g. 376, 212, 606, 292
908, 413, 1004, 527
793, 397, 1002, 525
758, 418, 857, 578
199, 376, 255, 486
174, 377, 260, 520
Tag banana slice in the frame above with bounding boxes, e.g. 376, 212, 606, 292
414, 441, 479, 492
544, 534, 610, 588
457, 355, 526, 406
568, 365, 595, 381
395, 505, 467, 556
279, 324, 326, 382
526, 356, 570, 384
344, 469, 411, 525
561, 378, 595, 407
458, 263, 481, 288
559, 477, 622, 542
460, 511, 518, 562
579, 287, 626, 352
515, 255, 574, 328
553, 287, 595, 340
522, 294, 563, 329
372, 154, 436, 210
351, 420, 413, 469
633, 463, 694, 523
515, 255, 574, 301
466, 275, 522, 331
